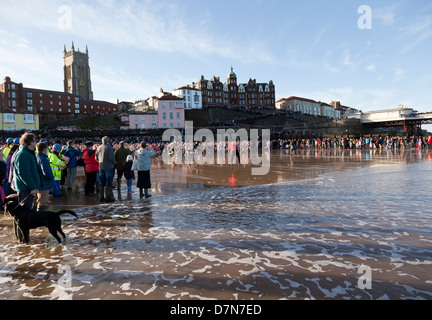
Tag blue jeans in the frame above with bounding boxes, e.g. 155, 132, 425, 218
126, 179, 133, 193
99, 169, 114, 187
53, 180, 61, 196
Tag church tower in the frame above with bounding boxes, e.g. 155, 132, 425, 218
63, 42, 93, 100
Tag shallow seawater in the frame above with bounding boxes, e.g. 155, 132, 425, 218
0, 149, 431, 300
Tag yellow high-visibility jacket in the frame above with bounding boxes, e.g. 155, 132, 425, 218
49, 152, 66, 181
3, 146, 11, 162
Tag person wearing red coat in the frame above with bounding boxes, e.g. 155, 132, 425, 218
83, 141, 99, 196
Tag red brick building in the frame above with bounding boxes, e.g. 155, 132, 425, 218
0, 76, 117, 128
193, 67, 276, 109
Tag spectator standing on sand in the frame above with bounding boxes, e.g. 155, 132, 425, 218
4, 144, 19, 196
95, 136, 116, 203
63, 140, 83, 191
36, 142, 54, 211
49, 144, 67, 197
123, 155, 135, 200
83, 141, 99, 196
135, 141, 156, 199
114, 141, 131, 200
12, 132, 42, 210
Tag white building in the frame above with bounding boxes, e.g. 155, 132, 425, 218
172, 86, 203, 110
277, 96, 322, 117
321, 102, 342, 120
277, 96, 343, 120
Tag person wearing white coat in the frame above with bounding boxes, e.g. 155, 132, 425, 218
135, 142, 156, 199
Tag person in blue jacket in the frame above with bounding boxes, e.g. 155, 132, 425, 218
63, 140, 83, 190
36, 142, 54, 211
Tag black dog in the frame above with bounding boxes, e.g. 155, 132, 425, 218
5, 197, 77, 244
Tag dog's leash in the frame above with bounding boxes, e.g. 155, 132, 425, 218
14, 194, 33, 210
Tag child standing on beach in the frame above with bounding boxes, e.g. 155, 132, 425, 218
124, 155, 135, 198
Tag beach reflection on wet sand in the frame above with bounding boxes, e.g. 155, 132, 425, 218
0, 148, 431, 300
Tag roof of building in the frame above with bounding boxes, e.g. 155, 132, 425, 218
228, 66, 237, 78
277, 96, 319, 104
175, 86, 200, 91
81, 99, 117, 105
24, 87, 76, 97
158, 93, 184, 101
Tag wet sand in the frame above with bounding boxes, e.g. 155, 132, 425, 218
0, 148, 431, 300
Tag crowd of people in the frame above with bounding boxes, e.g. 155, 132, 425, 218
275, 135, 432, 151
0, 133, 161, 213
1, 132, 431, 213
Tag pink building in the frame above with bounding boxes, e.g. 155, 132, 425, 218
121, 92, 185, 130
126, 112, 158, 130
157, 93, 185, 129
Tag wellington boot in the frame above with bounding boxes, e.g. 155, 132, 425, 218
105, 186, 115, 203
117, 179, 122, 201
99, 186, 106, 202
144, 188, 152, 198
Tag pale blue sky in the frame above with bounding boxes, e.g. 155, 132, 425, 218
1, 0, 431, 119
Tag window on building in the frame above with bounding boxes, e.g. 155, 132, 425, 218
23, 114, 34, 123
3, 114, 15, 123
